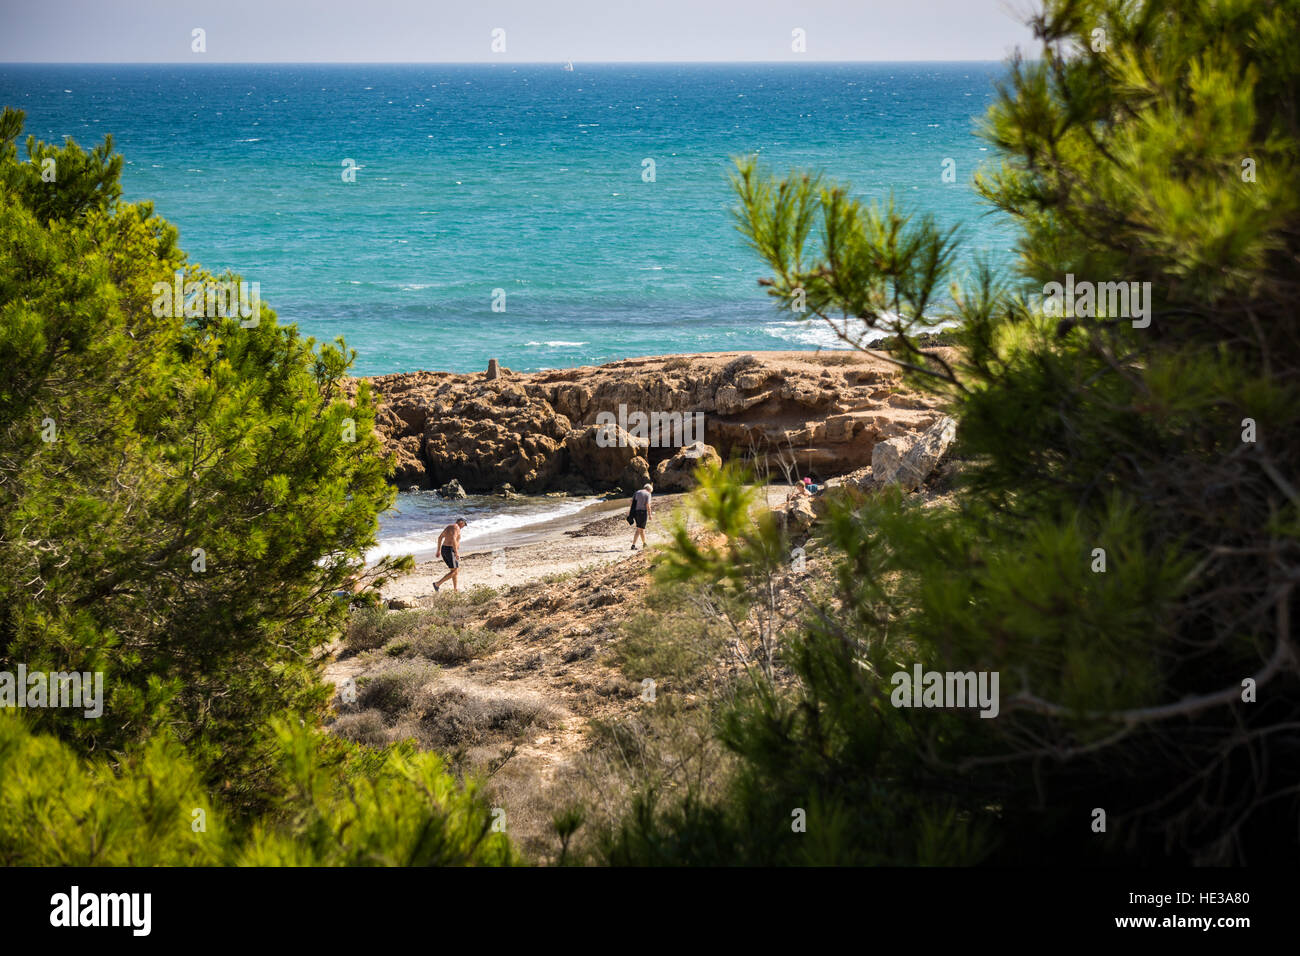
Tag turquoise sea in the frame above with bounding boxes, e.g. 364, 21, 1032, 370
1, 62, 1022, 550
1, 63, 1019, 377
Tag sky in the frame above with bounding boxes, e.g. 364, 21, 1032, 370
1, 0, 1040, 62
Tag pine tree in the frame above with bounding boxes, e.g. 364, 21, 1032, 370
606, 0, 1300, 864
0, 107, 412, 814
0, 713, 513, 866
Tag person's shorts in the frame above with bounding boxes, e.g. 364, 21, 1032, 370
632, 510, 648, 529
441, 545, 459, 569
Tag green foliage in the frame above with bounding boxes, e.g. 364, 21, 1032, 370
0, 107, 123, 224
607, 0, 1300, 865
237, 720, 513, 866
730, 154, 964, 386
0, 107, 503, 867
347, 605, 427, 654
612, 579, 733, 693
659, 460, 783, 592
0, 713, 512, 866
0, 107, 415, 811
356, 663, 440, 715
0, 712, 220, 865
551, 806, 586, 866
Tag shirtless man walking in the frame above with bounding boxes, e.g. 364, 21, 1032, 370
433, 517, 467, 592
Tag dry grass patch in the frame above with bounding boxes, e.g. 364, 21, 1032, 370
387, 625, 500, 664
329, 709, 390, 746
408, 683, 560, 751
355, 661, 439, 718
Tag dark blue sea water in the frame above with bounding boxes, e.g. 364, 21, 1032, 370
0, 63, 1019, 376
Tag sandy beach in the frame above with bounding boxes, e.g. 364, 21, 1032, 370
376, 484, 797, 603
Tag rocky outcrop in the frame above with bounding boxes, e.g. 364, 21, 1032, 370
357, 350, 951, 493
851, 414, 958, 493
390, 435, 428, 489
565, 424, 648, 486
774, 496, 818, 536
620, 456, 652, 492
869, 436, 911, 485
654, 442, 722, 492
892, 415, 957, 492
436, 478, 468, 499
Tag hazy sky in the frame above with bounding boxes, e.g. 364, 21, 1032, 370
2, 0, 1039, 62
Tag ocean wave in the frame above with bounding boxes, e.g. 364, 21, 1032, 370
763, 313, 955, 348
523, 340, 589, 347
762, 320, 857, 348
366, 496, 598, 561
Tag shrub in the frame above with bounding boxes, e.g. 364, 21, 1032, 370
405, 626, 501, 664
345, 606, 426, 654
721, 354, 761, 380
329, 710, 391, 747
356, 663, 439, 719
412, 686, 557, 751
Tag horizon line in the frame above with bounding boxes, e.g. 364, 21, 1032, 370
0, 59, 1015, 67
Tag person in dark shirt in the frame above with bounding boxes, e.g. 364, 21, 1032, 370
629, 483, 653, 550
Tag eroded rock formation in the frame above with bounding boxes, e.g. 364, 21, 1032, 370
357, 350, 951, 493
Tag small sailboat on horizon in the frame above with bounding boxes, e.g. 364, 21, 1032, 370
563, 60, 574, 72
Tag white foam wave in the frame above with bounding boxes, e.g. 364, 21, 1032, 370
762, 312, 920, 348
762, 320, 856, 349
366, 496, 598, 562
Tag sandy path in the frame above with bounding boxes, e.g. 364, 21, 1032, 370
375, 485, 795, 602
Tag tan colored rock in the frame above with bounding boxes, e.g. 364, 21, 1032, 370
824, 414, 859, 443
360, 351, 952, 492
388, 400, 427, 436
375, 403, 406, 436
893, 415, 957, 492
780, 381, 831, 407
565, 424, 648, 486
620, 455, 652, 491
390, 435, 427, 490
545, 383, 588, 422
771, 496, 818, 536
734, 369, 775, 390
654, 441, 722, 492
493, 383, 528, 407
886, 392, 930, 409
809, 488, 835, 517
870, 436, 911, 484
786, 497, 818, 534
